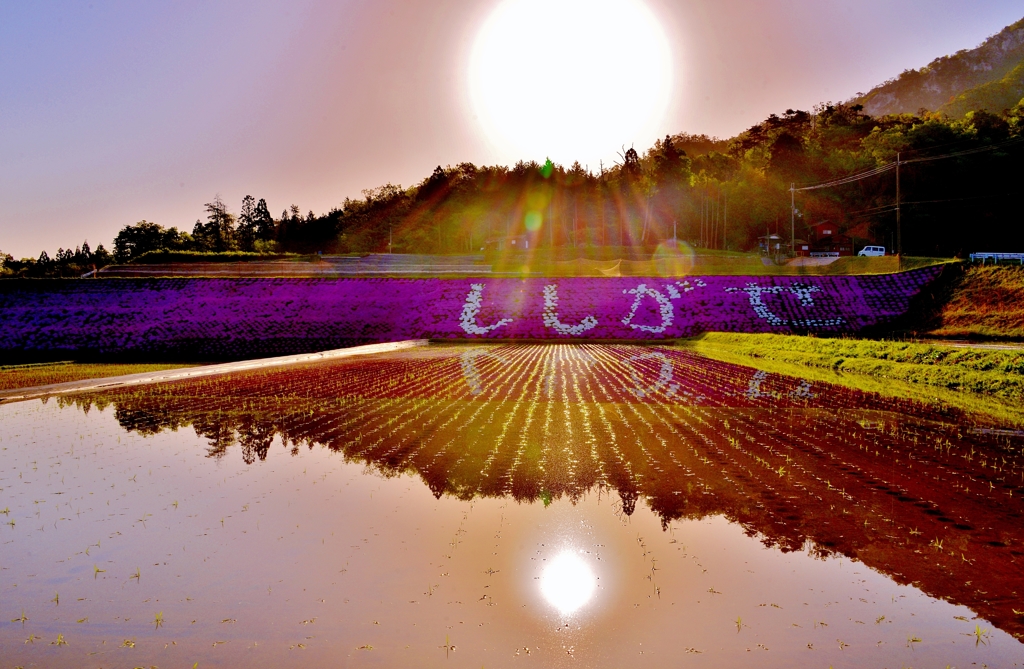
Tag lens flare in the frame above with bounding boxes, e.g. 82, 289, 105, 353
524, 211, 543, 231
540, 550, 597, 615
653, 239, 696, 275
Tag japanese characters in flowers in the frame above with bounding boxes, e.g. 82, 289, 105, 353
0, 267, 942, 359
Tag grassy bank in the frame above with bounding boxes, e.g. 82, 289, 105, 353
96, 250, 952, 278
493, 254, 949, 277
681, 337, 1024, 427
684, 332, 1024, 402
928, 265, 1024, 340
0, 362, 194, 391
128, 250, 310, 264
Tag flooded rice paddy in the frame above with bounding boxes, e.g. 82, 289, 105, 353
1, 343, 1023, 668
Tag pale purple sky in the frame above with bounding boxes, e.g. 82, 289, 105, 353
1, 0, 1021, 258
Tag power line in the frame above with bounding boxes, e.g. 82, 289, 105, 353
890, 131, 1010, 159
902, 136, 1024, 164
901, 192, 1017, 206
788, 134, 1023, 258
793, 164, 894, 192
836, 192, 1016, 219
792, 134, 1024, 192
844, 202, 899, 216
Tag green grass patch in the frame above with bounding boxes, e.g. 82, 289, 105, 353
0, 362, 194, 391
128, 250, 312, 264
682, 332, 1024, 401
490, 255, 951, 277
101, 251, 953, 277
679, 337, 1024, 427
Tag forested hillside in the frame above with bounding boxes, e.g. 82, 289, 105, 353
942, 58, 1024, 117
856, 17, 1024, 117
5, 21, 1024, 278
5, 103, 1022, 278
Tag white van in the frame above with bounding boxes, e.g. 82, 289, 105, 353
858, 246, 886, 257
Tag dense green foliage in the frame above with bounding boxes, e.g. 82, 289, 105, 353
943, 59, 1024, 118
0, 242, 112, 278
7, 100, 1022, 273
7, 16, 1024, 273
81, 101, 1020, 265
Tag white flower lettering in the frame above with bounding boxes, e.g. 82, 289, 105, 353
459, 347, 510, 394
675, 278, 706, 293
789, 380, 816, 399
621, 284, 675, 334
726, 283, 844, 328
542, 284, 598, 336
459, 283, 513, 335
624, 351, 680, 399
746, 370, 770, 399
619, 281, 704, 334
788, 284, 819, 307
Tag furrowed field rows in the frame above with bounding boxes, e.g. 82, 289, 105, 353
59, 343, 1024, 638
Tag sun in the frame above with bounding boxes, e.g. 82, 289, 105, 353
468, 0, 673, 166
539, 550, 597, 616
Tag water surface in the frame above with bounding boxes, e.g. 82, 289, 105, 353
1, 344, 1022, 667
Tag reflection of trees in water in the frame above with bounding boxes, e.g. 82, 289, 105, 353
238, 418, 276, 464
63, 344, 1024, 640
615, 487, 639, 517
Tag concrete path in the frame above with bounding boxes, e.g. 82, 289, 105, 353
0, 340, 428, 405
786, 257, 841, 266
98, 254, 493, 277
918, 339, 1024, 351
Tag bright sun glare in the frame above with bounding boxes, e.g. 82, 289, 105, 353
539, 550, 597, 616
469, 0, 673, 166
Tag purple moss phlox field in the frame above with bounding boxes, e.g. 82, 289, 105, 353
0, 267, 941, 359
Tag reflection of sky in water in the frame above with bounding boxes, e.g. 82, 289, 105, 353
1, 343, 1023, 667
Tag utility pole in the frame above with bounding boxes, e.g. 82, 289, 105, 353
790, 184, 795, 258
701, 178, 707, 248
713, 185, 718, 249
896, 152, 902, 268
389, 222, 393, 254
573, 197, 578, 249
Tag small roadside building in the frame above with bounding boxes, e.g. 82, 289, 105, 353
844, 221, 877, 254
758, 234, 784, 257
484, 235, 531, 253
808, 221, 853, 256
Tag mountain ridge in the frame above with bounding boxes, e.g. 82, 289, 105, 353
855, 17, 1024, 117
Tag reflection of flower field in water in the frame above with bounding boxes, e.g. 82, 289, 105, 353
65, 343, 1024, 640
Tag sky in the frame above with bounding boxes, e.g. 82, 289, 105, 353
1, 0, 1022, 258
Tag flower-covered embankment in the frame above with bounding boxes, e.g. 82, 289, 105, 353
0, 267, 941, 359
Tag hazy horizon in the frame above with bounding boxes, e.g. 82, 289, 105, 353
2, 0, 1022, 258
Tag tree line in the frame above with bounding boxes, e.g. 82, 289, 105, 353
4, 101, 1023, 276
1, 242, 113, 278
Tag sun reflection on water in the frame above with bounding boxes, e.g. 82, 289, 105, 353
540, 550, 597, 616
